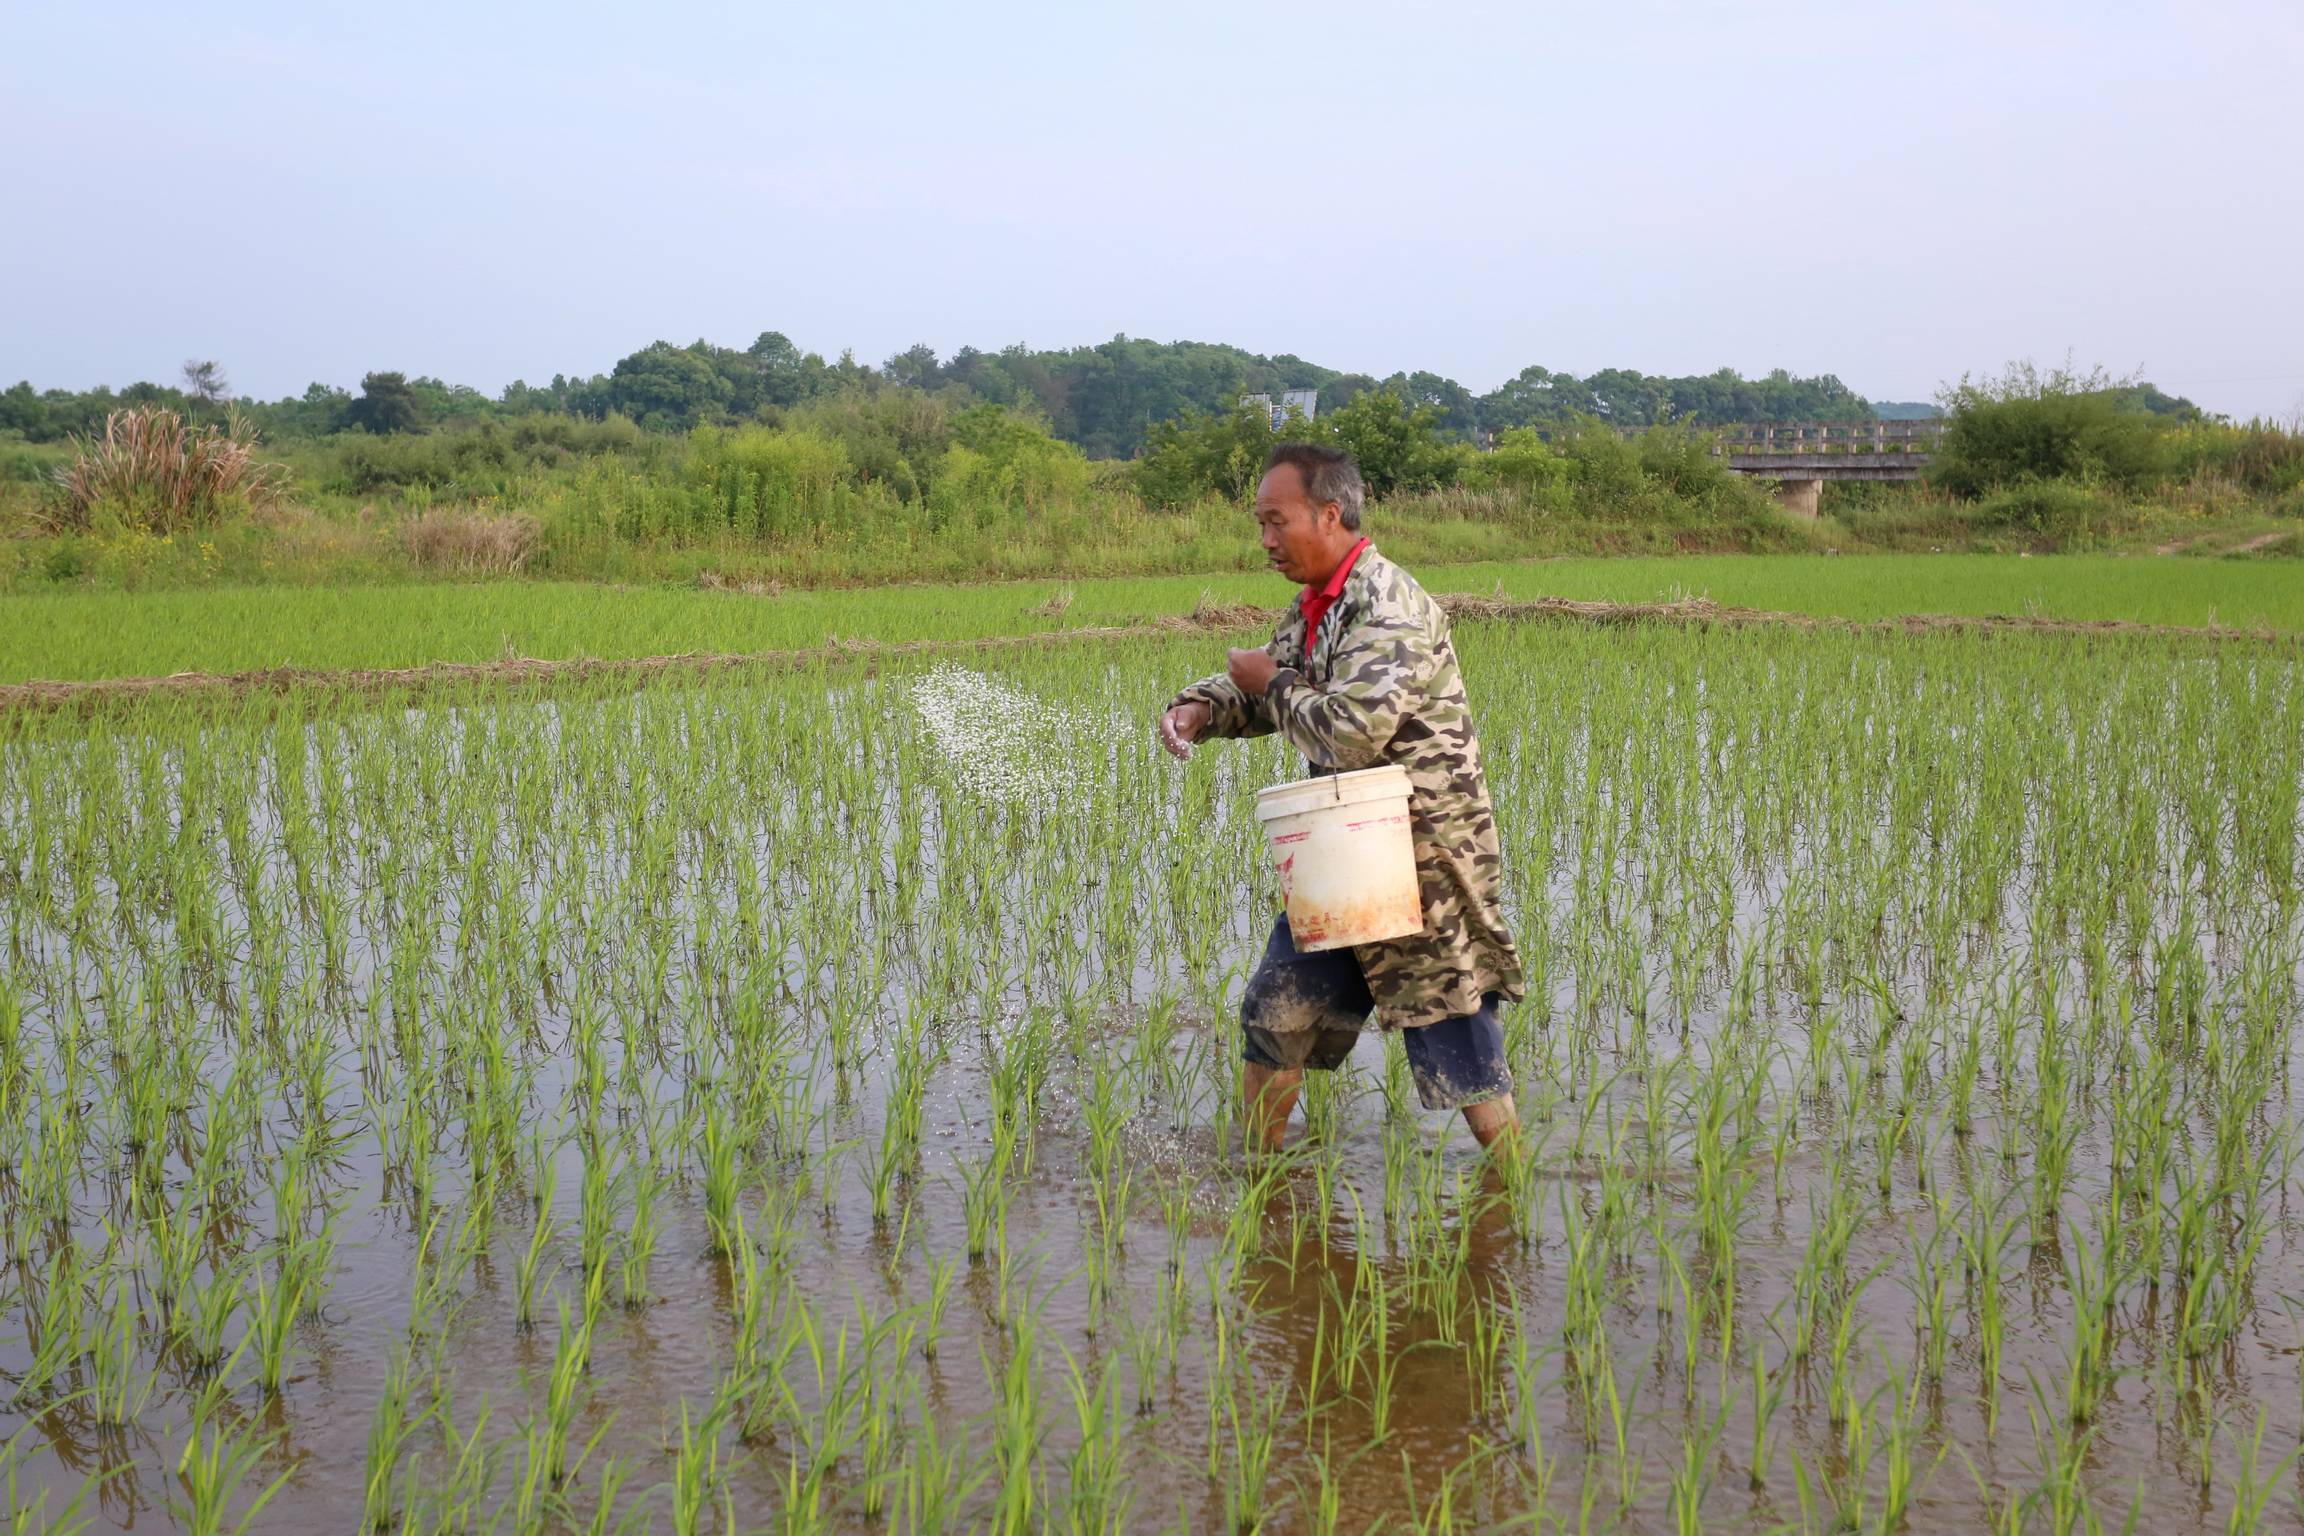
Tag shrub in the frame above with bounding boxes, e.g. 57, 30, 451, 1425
332, 431, 508, 494
401, 509, 541, 573
48, 406, 286, 533
1134, 403, 1283, 509
932, 405, 1091, 520
1552, 420, 1646, 500
505, 411, 648, 460
1634, 421, 1740, 500
685, 426, 853, 538
785, 389, 953, 502
1134, 390, 1460, 507
1973, 478, 2120, 545
2169, 419, 2304, 497
1931, 361, 2175, 496
346, 371, 425, 434
1540, 417, 1779, 524
2, 440, 64, 483
1318, 389, 1462, 497
1467, 427, 1570, 492
322, 414, 662, 496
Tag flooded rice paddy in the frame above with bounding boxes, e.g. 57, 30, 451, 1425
1, 622, 2301, 1533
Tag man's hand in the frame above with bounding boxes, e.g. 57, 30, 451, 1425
1227, 647, 1280, 697
1158, 700, 1212, 760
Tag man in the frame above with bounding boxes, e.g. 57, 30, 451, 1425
1158, 442, 1525, 1154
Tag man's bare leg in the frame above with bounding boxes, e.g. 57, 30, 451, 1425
1461, 1092, 1519, 1153
1241, 1062, 1305, 1153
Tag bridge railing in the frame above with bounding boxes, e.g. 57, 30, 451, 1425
1494, 419, 1943, 454
1710, 420, 1945, 454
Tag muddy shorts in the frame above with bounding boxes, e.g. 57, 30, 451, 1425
1239, 914, 1511, 1112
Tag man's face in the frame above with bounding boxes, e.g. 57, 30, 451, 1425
1254, 466, 1344, 584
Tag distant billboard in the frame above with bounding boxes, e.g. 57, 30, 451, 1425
1242, 389, 1318, 430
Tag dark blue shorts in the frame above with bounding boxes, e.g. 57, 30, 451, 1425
1238, 914, 1511, 1112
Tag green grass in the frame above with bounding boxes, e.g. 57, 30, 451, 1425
4, 554, 2300, 684
1489, 552, 2304, 626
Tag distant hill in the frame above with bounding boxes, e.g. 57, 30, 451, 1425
1871, 402, 1942, 420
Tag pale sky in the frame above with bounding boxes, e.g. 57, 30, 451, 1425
5, 1, 2300, 420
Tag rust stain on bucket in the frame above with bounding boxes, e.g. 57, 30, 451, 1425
1255, 765, 1424, 953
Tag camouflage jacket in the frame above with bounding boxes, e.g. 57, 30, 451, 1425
1175, 546, 1525, 1029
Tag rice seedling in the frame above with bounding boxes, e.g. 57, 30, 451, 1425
1220, 1372, 1288, 1533
0, 610, 2299, 1530
84, 1266, 154, 1428
3, 1424, 105, 1536
985, 1316, 1045, 1535
18, 1242, 86, 1407
620, 1137, 666, 1311
515, 1157, 558, 1331
172, 1411, 292, 1536
1664, 1410, 1718, 1536
246, 1270, 305, 1396
665, 1403, 731, 1536
1061, 1347, 1133, 1535
360, 1350, 433, 1530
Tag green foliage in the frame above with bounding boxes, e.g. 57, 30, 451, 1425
1134, 403, 1298, 508
326, 413, 652, 494
9, 341, 1896, 459
0, 380, 40, 436
971, 334, 1330, 458
603, 341, 734, 431
1552, 420, 1647, 500
785, 389, 955, 501
682, 425, 853, 538
1318, 389, 1463, 497
2168, 419, 2304, 496
269, 382, 355, 437
1633, 421, 1746, 501
0, 438, 66, 485
1931, 360, 2180, 496
931, 404, 1090, 522
347, 372, 426, 435
1464, 427, 1571, 493
1973, 478, 2121, 544
1481, 364, 1873, 434
1132, 389, 1460, 505
2106, 381, 2202, 419
1, 378, 194, 442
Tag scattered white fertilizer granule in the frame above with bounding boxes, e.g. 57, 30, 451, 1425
906, 663, 1112, 815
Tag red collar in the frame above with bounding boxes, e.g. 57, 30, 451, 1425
1298, 537, 1370, 653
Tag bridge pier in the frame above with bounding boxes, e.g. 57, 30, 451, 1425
1722, 448, 1931, 511
1770, 477, 1823, 519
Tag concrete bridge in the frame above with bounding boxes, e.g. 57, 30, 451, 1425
1725, 449, 1933, 517
1715, 418, 1943, 453
1715, 421, 1941, 517
1504, 418, 1943, 517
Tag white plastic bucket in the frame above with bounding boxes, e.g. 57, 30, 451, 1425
1255, 764, 1423, 953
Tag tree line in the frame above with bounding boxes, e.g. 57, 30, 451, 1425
1, 334, 1945, 458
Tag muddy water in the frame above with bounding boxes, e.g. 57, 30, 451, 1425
2, 635, 2302, 1533
20, 1025, 2297, 1535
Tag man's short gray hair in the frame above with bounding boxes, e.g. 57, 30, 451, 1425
1265, 442, 1365, 530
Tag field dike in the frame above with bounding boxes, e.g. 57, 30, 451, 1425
4, 592, 2298, 712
